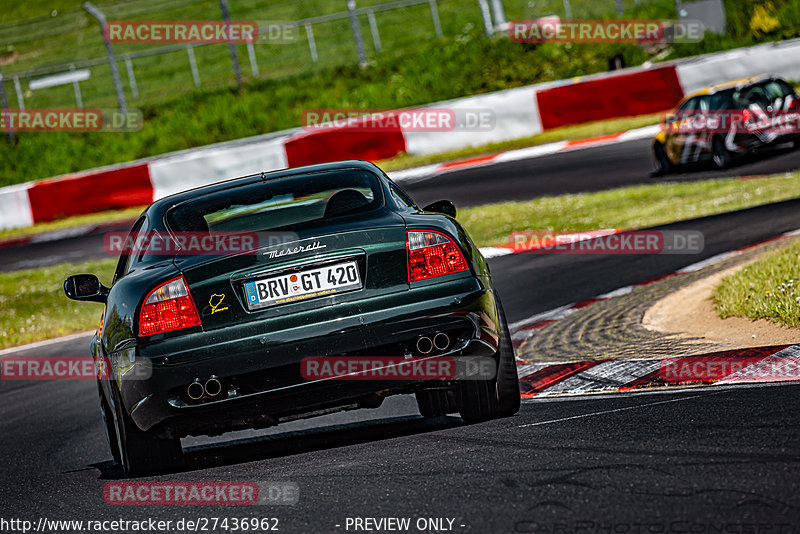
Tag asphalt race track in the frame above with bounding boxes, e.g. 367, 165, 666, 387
2, 143, 800, 530
407, 137, 800, 208
2, 368, 799, 530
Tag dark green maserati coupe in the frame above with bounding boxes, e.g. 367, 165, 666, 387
64, 160, 520, 475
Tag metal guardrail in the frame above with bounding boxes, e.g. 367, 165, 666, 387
0, 0, 656, 110
3, 0, 455, 79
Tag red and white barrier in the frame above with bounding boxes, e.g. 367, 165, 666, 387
536, 65, 684, 130
517, 344, 800, 398
404, 85, 544, 155
0, 184, 34, 230
149, 137, 289, 200
675, 39, 800, 95
1, 39, 798, 231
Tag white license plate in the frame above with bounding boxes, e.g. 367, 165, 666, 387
244, 261, 361, 309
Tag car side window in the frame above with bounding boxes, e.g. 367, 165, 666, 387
709, 91, 732, 110
390, 184, 416, 209
763, 80, 794, 100
760, 80, 798, 110
676, 97, 697, 117
112, 217, 147, 284
740, 86, 769, 108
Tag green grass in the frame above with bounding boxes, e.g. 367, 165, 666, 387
4, 171, 800, 348
714, 240, 800, 328
0, 258, 116, 349
459, 172, 800, 248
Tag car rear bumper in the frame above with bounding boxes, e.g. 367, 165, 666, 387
113, 276, 501, 437
730, 131, 800, 152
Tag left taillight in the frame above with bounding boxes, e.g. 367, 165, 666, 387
138, 276, 201, 337
407, 230, 469, 282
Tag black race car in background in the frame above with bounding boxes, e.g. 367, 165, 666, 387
653, 75, 800, 173
64, 160, 520, 475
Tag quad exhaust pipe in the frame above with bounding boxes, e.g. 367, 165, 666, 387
416, 332, 450, 355
187, 375, 223, 400
187, 380, 204, 400
433, 332, 450, 351
205, 376, 222, 397
416, 336, 433, 354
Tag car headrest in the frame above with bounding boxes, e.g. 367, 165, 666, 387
172, 209, 210, 234
324, 189, 370, 219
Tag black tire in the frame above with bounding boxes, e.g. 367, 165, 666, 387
653, 142, 673, 175
98, 384, 121, 465
495, 301, 521, 417
712, 136, 732, 169
415, 389, 461, 417
459, 298, 520, 423
112, 390, 183, 476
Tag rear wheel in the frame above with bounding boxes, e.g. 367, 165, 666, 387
459, 298, 520, 423
98, 384, 120, 464
712, 136, 733, 169
653, 143, 673, 175
495, 301, 521, 417
112, 391, 183, 476
415, 389, 461, 417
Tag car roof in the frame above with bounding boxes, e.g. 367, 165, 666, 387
146, 160, 385, 218
684, 75, 773, 100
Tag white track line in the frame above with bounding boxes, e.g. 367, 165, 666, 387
0, 331, 95, 355
517, 392, 712, 428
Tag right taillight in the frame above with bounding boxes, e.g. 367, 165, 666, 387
138, 276, 201, 337
407, 230, 469, 282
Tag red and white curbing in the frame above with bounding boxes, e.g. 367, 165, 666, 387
479, 229, 622, 259
508, 227, 800, 348
517, 344, 800, 398
510, 228, 800, 397
390, 125, 661, 183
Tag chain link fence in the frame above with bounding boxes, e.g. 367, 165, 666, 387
0, 0, 674, 110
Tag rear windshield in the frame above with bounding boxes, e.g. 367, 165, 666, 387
167, 169, 382, 233
734, 80, 797, 108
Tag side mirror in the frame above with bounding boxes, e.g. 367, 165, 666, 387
64, 274, 109, 303
423, 200, 457, 219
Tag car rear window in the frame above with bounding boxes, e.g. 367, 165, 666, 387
167, 169, 382, 233
708, 90, 734, 110
734, 80, 797, 108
